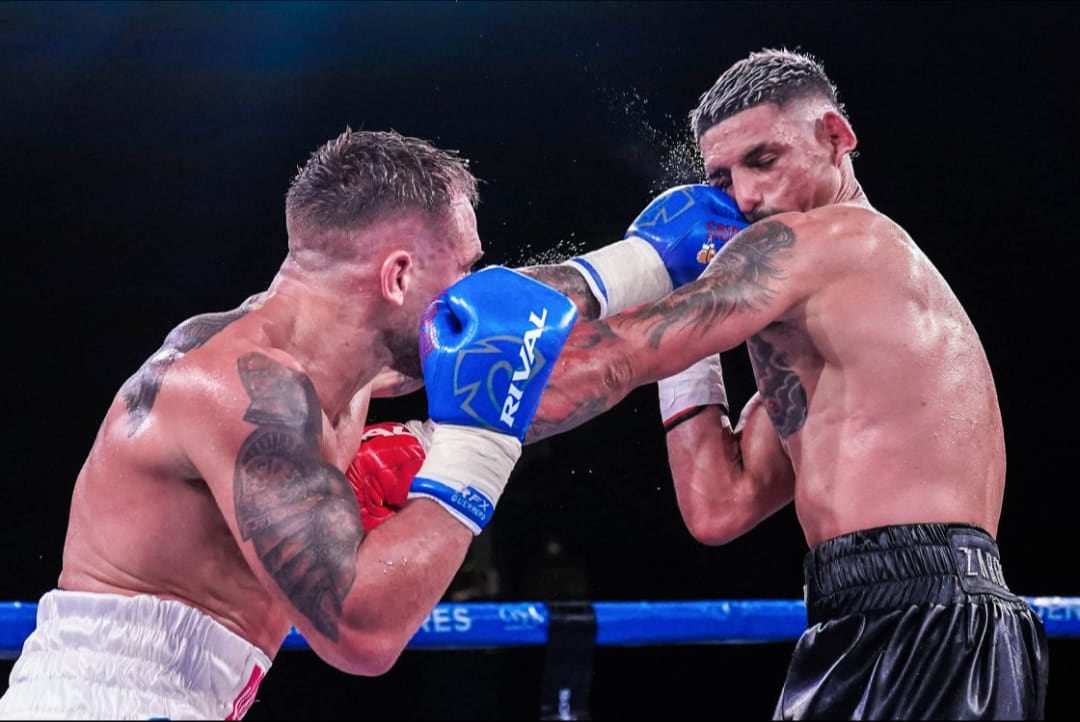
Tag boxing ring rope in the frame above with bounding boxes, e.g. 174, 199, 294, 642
1, 597, 1077, 658
2, 597, 1075, 718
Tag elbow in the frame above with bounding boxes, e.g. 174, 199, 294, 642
684, 514, 740, 546
349, 637, 405, 678
321, 627, 410, 677
681, 500, 751, 546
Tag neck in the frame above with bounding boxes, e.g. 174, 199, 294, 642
259, 266, 389, 421
834, 156, 872, 209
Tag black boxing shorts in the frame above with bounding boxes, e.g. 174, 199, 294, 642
773, 523, 1048, 720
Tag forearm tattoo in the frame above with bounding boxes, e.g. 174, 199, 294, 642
518, 265, 602, 321
526, 221, 797, 442
232, 352, 362, 641
121, 307, 249, 434
619, 220, 795, 349
747, 336, 807, 439
526, 320, 627, 442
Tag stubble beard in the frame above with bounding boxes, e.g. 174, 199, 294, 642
385, 324, 423, 382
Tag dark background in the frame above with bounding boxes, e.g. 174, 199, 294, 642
1, 1, 1074, 718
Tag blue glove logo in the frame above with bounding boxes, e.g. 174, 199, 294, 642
419, 266, 577, 440
631, 186, 700, 228
450, 309, 549, 432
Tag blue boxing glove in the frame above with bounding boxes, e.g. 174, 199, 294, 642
408, 266, 578, 533
626, 184, 747, 287
563, 184, 748, 317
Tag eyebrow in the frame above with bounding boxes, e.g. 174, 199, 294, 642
706, 142, 771, 181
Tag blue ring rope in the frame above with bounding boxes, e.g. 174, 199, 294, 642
1, 597, 1076, 659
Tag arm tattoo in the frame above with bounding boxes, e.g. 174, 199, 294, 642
525, 322, 627, 442
524, 222, 795, 442
526, 394, 610, 443
232, 352, 362, 641
121, 307, 250, 435
620, 220, 795, 349
518, 265, 602, 321
747, 336, 806, 439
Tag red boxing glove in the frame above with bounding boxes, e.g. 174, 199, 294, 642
346, 421, 427, 532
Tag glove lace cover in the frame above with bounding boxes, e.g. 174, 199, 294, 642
563, 238, 673, 319
408, 424, 522, 534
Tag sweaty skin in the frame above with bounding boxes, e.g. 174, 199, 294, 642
524, 100, 1005, 548
59, 199, 485, 674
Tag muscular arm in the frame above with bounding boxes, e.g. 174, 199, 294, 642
526, 220, 801, 443
517, 264, 603, 321
190, 351, 470, 675
667, 394, 794, 545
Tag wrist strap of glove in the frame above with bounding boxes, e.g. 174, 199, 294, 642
563, 238, 673, 319
407, 424, 522, 534
658, 354, 729, 432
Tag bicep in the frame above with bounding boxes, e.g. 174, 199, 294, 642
734, 393, 795, 513
611, 219, 805, 381
187, 352, 365, 643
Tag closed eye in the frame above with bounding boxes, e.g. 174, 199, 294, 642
706, 170, 731, 192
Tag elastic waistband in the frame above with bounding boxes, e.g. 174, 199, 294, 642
803, 523, 1018, 623
14, 590, 271, 719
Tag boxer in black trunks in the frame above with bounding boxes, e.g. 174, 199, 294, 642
512, 48, 1049, 719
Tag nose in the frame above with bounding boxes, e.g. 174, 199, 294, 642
730, 167, 760, 218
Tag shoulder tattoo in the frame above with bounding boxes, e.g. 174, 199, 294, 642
120, 307, 249, 434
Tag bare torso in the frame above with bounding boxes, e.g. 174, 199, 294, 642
58, 302, 373, 658
526, 202, 1007, 550
749, 205, 1005, 546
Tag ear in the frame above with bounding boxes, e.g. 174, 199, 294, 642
820, 110, 858, 165
380, 250, 412, 306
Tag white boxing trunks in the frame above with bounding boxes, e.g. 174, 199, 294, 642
0, 589, 272, 720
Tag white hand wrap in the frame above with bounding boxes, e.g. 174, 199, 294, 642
562, 238, 673, 319
658, 354, 729, 431
402, 418, 436, 452
407, 424, 522, 535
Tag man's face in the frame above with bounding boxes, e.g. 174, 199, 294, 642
386, 197, 483, 380
698, 101, 841, 221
